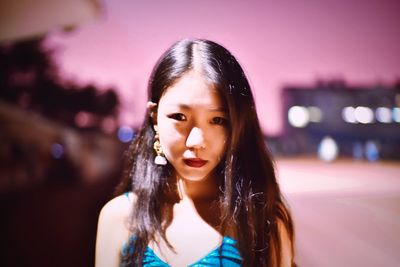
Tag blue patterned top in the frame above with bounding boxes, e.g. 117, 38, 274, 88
121, 236, 242, 267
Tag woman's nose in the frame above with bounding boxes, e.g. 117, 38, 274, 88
185, 127, 205, 149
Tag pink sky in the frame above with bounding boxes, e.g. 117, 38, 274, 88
48, 0, 400, 135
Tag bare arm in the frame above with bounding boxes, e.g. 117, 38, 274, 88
278, 219, 294, 267
95, 194, 133, 267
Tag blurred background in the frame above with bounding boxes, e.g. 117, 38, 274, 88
1, 0, 399, 266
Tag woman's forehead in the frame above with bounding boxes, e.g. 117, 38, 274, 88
159, 72, 225, 110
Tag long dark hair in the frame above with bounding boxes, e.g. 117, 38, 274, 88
117, 39, 295, 266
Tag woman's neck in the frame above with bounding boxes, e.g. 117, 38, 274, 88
171, 174, 222, 231
163, 173, 235, 236
176, 174, 220, 202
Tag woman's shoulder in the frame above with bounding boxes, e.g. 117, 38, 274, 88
102, 192, 135, 211
99, 192, 136, 225
95, 192, 136, 267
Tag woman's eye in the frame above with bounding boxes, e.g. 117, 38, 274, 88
211, 117, 227, 125
168, 113, 186, 121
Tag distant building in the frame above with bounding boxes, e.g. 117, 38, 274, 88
270, 80, 400, 160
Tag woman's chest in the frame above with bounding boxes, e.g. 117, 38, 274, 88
149, 215, 223, 266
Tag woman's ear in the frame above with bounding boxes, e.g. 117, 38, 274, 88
147, 101, 158, 127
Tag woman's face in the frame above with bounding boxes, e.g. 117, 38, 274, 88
155, 71, 229, 182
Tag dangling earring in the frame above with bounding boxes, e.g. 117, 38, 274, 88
153, 130, 167, 165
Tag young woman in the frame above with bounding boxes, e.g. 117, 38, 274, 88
95, 39, 295, 267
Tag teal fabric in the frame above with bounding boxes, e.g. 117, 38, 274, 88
121, 236, 242, 267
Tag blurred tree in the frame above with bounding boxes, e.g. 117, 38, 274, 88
0, 36, 119, 132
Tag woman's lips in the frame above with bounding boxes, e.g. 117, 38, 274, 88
183, 158, 208, 168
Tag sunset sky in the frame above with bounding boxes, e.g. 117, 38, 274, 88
47, 0, 400, 135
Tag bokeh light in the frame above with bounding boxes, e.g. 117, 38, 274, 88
288, 106, 310, 128
354, 106, 374, 124
117, 126, 134, 143
51, 143, 64, 159
318, 136, 339, 162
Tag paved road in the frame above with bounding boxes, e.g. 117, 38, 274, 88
276, 157, 400, 267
